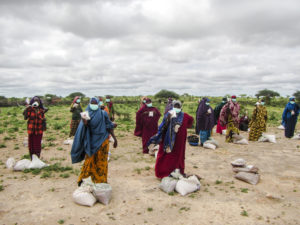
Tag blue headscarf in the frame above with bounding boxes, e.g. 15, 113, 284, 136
282, 100, 299, 122
71, 97, 114, 163
147, 110, 184, 152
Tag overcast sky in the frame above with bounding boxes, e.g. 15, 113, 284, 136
0, 0, 299, 98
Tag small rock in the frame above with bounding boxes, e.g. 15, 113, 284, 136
266, 193, 283, 201
59, 205, 64, 208
81, 218, 86, 222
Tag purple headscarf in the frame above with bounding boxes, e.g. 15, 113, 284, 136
29, 96, 45, 109
164, 98, 173, 114
195, 98, 215, 133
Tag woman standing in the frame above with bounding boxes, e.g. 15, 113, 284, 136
219, 96, 240, 143
69, 96, 82, 137
214, 97, 227, 134
71, 98, 117, 185
134, 98, 161, 154
248, 101, 268, 141
148, 100, 193, 178
195, 98, 215, 146
23, 96, 47, 158
282, 97, 300, 138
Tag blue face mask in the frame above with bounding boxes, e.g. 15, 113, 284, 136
174, 108, 181, 113
99, 101, 103, 106
146, 103, 152, 107
232, 99, 237, 102
261, 102, 265, 106
90, 104, 99, 111
290, 101, 295, 104
143, 100, 146, 103
76, 99, 81, 103
106, 99, 110, 103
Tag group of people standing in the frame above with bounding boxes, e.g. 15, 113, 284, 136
22, 95, 299, 185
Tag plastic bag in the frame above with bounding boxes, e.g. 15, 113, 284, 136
92, 183, 112, 205
277, 125, 285, 130
259, 134, 276, 143
292, 133, 300, 140
175, 175, 201, 196
222, 130, 227, 135
80, 111, 91, 120
203, 142, 216, 150
28, 154, 48, 169
159, 177, 178, 193
206, 138, 219, 147
235, 172, 260, 185
231, 158, 246, 167
63, 139, 73, 145
73, 186, 97, 207
234, 138, 249, 145
14, 159, 31, 171
232, 165, 259, 174
6, 157, 16, 170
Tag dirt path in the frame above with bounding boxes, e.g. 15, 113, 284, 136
0, 127, 300, 225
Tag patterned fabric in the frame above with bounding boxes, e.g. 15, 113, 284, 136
219, 100, 240, 127
25, 107, 45, 135
69, 119, 81, 137
248, 105, 268, 141
78, 139, 110, 184
28, 134, 43, 158
225, 114, 240, 143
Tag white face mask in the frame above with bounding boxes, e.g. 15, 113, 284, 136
90, 104, 99, 111
146, 103, 152, 107
174, 108, 181, 113
232, 99, 237, 103
76, 99, 81, 103
106, 99, 110, 103
32, 101, 39, 107
290, 101, 295, 104
206, 102, 210, 106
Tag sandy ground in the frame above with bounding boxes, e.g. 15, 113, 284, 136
0, 126, 300, 225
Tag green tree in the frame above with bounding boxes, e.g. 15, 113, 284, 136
67, 92, 86, 99
293, 91, 300, 102
154, 89, 180, 99
255, 89, 280, 105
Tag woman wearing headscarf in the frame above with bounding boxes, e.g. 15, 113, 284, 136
195, 98, 215, 146
248, 100, 268, 141
134, 98, 161, 154
282, 97, 300, 138
71, 98, 118, 185
139, 96, 147, 109
214, 97, 227, 134
148, 100, 194, 178
98, 97, 109, 114
23, 96, 47, 158
219, 95, 240, 143
69, 96, 83, 137
164, 97, 173, 114
105, 96, 115, 121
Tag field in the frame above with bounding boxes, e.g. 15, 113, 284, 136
0, 99, 300, 225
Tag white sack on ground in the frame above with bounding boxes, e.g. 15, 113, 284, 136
13, 159, 31, 171
6, 157, 16, 170
28, 154, 48, 169
175, 175, 201, 196
73, 186, 96, 207
92, 183, 112, 205
203, 142, 216, 150
159, 177, 178, 193
231, 158, 246, 167
235, 172, 260, 185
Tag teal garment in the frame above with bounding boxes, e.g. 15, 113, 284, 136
71, 98, 114, 163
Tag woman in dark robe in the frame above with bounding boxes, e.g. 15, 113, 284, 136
282, 97, 300, 138
148, 100, 194, 178
196, 98, 215, 146
214, 97, 227, 134
23, 96, 47, 158
134, 98, 161, 154
69, 96, 83, 137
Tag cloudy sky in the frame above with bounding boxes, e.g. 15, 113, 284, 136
0, 0, 300, 98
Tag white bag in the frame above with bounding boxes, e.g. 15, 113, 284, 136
235, 172, 260, 185
203, 142, 216, 150
92, 183, 112, 205
292, 134, 300, 140
206, 138, 219, 147
6, 157, 16, 170
234, 138, 249, 145
277, 125, 285, 130
259, 134, 276, 143
63, 139, 73, 145
73, 186, 96, 207
28, 154, 48, 169
80, 111, 91, 120
231, 158, 246, 167
13, 159, 31, 171
159, 177, 178, 193
222, 130, 227, 135
175, 175, 201, 196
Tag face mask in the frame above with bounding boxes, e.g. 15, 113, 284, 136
261, 102, 265, 106
143, 100, 146, 103
99, 101, 103, 106
76, 99, 81, 103
32, 101, 39, 107
146, 103, 152, 107
232, 99, 237, 102
290, 101, 295, 104
206, 102, 210, 106
174, 108, 181, 113
106, 99, 110, 103
222, 101, 225, 103
90, 104, 99, 111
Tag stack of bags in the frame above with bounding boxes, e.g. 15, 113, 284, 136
231, 159, 260, 185
203, 138, 219, 150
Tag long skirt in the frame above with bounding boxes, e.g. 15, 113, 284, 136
226, 121, 239, 143
69, 120, 80, 137
199, 130, 211, 145
216, 119, 226, 134
285, 116, 297, 138
78, 139, 110, 184
28, 134, 43, 158
249, 126, 263, 141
